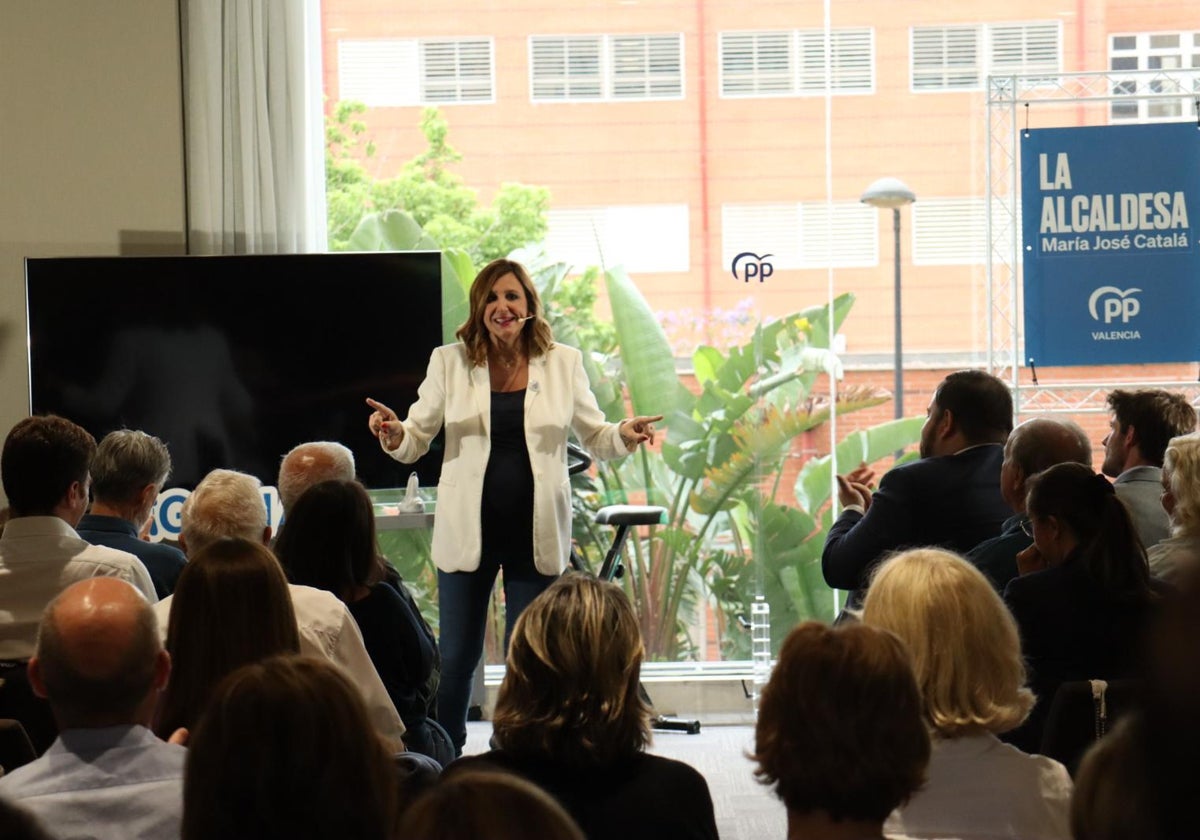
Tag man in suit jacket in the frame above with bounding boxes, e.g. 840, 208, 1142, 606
822, 370, 1013, 610
966, 417, 1092, 592
1101, 389, 1196, 550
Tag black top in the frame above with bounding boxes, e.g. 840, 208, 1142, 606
448, 749, 719, 840
1002, 555, 1166, 752
76, 513, 187, 599
481, 390, 534, 554
348, 582, 436, 726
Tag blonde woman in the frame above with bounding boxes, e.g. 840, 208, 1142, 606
862, 548, 1072, 840
447, 573, 718, 840
1149, 431, 1200, 582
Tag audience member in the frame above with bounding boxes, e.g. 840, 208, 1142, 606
277, 440, 356, 514
399, 769, 585, 840
1147, 431, 1200, 582
183, 655, 402, 840
152, 468, 406, 751
1003, 462, 1164, 753
0, 416, 156, 661
823, 370, 1013, 609
76, 429, 186, 598
967, 417, 1092, 591
1100, 389, 1196, 549
275, 479, 447, 763
752, 620, 930, 840
449, 573, 718, 840
863, 548, 1071, 839
155, 538, 300, 738
0, 578, 185, 839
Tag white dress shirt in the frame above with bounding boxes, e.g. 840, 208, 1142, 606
885, 732, 1072, 840
0, 724, 185, 840
0, 516, 157, 659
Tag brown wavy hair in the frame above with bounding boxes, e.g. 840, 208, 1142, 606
491, 573, 650, 767
455, 258, 554, 367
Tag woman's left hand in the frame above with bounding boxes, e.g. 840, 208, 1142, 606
620, 415, 664, 450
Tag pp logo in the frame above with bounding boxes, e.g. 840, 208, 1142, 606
1087, 286, 1141, 324
730, 252, 774, 283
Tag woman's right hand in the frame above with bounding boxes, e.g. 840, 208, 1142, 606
366, 397, 404, 451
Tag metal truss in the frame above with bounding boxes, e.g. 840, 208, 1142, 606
986, 69, 1200, 417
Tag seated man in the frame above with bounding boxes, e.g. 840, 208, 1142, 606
152, 468, 406, 751
0, 416, 156, 661
0, 578, 185, 839
1101, 389, 1197, 549
822, 370, 1013, 609
966, 416, 1092, 592
277, 440, 356, 515
76, 429, 186, 599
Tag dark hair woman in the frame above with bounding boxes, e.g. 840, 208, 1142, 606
183, 655, 400, 840
273, 478, 447, 764
1003, 461, 1165, 752
155, 537, 300, 738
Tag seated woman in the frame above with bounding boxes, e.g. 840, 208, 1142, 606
399, 769, 585, 840
447, 573, 719, 840
862, 548, 1072, 839
155, 537, 300, 738
1148, 431, 1200, 582
1003, 462, 1164, 752
273, 479, 445, 763
183, 655, 402, 840
752, 620, 929, 840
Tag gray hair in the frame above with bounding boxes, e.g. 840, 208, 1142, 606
278, 441, 356, 513
91, 429, 172, 505
181, 469, 267, 555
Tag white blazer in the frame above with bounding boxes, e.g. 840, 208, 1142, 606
386, 342, 628, 575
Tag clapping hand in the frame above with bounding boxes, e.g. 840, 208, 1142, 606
836, 462, 875, 510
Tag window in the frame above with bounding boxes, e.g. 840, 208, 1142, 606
545, 205, 690, 272
720, 28, 874, 97
1109, 31, 1200, 122
530, 34, 683, 102
910, 22, 1061, 91
911, 198, 1019, 265
722, 202, 877, 269
421, 40, 494, 103
337, 38, 494, 106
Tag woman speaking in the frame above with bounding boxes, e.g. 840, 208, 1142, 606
366, 258, 660, 756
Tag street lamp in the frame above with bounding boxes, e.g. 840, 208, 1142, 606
861, 177, 916, 420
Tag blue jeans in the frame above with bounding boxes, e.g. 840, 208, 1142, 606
436, 549, 557, 756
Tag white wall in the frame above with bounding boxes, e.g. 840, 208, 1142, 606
0, 1, 186, 506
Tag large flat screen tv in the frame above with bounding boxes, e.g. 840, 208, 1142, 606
26, 252, 444, 492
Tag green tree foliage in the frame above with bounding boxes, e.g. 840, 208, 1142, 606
325, 103, 550, 263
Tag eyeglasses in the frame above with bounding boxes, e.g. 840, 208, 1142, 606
1020, 518, 1035, 538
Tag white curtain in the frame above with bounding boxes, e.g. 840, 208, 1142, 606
181, 0, 327, 254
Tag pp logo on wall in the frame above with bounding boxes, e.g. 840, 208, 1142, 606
1020, 123, 1200, 366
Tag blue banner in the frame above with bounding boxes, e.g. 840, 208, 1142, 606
1021, 123, 1200, 366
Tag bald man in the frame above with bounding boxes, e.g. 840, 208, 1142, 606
965, 417, 1093, 591
0, 578, 185, 839
277, 441, 356, 514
